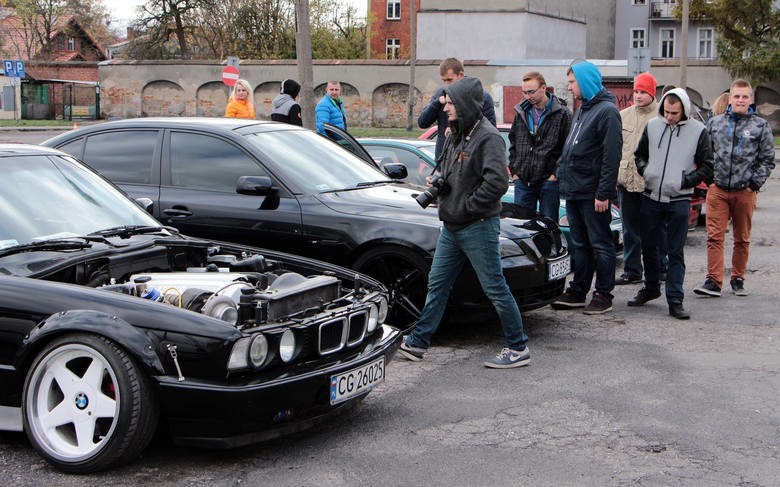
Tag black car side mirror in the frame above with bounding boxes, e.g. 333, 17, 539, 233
135, 197, 154, 214
382, 163, 408, 180
236, 176, 278, 196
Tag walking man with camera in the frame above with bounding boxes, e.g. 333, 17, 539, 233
399, 76, 530, 369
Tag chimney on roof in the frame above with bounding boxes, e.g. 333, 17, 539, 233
127, 27, 135, 40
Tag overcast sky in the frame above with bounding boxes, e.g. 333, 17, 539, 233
108, 0, 368, 31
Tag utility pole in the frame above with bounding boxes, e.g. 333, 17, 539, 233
406, 0, 417, 131
295, 0, 315, 130
680, 0, 689, 89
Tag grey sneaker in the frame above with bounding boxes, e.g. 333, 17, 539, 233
694, 278, 722, 297
398, 336, 426, 361
730, 277, 748, 296
483, 347, 530, 369
583, 291, 613, 315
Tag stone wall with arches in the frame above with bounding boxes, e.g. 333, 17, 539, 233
99, 60, 780, 132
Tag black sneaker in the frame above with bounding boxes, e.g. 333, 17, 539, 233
398, 336, 426, 361
668, 303, 690, 320
583, 291, 613, 315
615, 274, 642, 285
627, 287, 662, 306
694, 278, 721, 297
730, 277, 748, 296
551, 288, 586, 309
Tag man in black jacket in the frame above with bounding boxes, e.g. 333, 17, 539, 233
508, 71, 572, 220
551, 60, 622, 315
418, 58, 496, 160
399, 76, 530, 369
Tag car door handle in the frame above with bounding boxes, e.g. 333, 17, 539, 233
162, 208, 193, 217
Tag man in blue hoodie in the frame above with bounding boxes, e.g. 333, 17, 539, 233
551, 60, 622, 314
399, 76, 530, 369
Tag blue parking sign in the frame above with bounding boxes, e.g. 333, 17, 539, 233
15, 61, 24, 79
2, 60, 15, 77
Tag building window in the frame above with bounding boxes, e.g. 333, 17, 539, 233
698, 28, 714, 58
67, 36, 75, 51
632, 0, 646, 5
630, 29, 646, 48
386, 38, 400, 59
660, 28, 675, 58
386, 0, 400, 20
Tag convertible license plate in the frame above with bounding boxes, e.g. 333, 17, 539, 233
330, 357, 385, 405
548, 257, 570, 280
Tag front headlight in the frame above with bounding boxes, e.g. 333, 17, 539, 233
367, 304, 379, 332
279, 329, 296, 362
227, 337, 250, 370
377, 296, 388, 324
249, 334, 268, 368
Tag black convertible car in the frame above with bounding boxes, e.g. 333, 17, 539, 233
44, 118, 570, 329
0, 145, 399, 472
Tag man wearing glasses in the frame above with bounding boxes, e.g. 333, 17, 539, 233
508, 71, 572, 220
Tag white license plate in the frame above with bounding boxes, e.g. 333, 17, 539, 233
330, 357, 385, 405
548, 257, 570, 280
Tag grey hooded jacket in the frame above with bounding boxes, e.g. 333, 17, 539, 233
435, 76, 508, 231
635, 88, 714, 203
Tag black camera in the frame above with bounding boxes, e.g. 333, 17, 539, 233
414, 175, 448, 208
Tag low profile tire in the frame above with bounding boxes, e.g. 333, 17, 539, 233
22, 333, 159, 473
353, 246, 429, 330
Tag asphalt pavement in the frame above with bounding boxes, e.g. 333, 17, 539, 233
0, 127, 778, 486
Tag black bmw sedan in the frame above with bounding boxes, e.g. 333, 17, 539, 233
44, 118, 570, 329
0, 144, 399, 472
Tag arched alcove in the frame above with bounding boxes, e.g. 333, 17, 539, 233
141, 80, 185, 117
755, 86, 780, 133
197, 81, 229, 117
371, 83, 425, 128
255, 82, 283, 120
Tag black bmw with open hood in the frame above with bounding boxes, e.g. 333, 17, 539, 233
0, 144, 399, 473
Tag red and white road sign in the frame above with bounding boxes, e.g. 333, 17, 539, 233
222, 65, 239, 86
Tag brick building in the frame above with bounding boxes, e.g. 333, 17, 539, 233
367, 0, 418, 59
0, 10, 105, 119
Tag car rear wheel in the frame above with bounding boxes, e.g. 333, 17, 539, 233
353, 246, 429, 330
23, 333, 159, 473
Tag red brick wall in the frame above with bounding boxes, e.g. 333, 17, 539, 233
26, 62, 99, 83
369, 0, 414, 59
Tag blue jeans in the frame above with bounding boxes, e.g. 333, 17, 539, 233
514, 178, 560, 222
565, 199, 616, 298
640, 198, 690, 304
406, 217, 527, 350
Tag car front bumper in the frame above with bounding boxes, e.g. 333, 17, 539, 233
155, 325, 401, 448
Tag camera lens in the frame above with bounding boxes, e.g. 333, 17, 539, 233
414, 186, 439, 208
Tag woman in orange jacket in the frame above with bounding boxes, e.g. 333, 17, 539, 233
225, 79, 255, 119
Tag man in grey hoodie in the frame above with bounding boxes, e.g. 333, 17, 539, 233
398, 76, 530, 369
628, 88, 713, 319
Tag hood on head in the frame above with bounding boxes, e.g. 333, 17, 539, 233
658, 87, 691, 120
571, 61, 602, 101
443, 76, 484, 130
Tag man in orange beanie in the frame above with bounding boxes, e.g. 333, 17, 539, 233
615, 72, 659, 285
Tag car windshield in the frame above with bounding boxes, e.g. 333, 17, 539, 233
242, 130, 390, 193
0, 154, 162, 248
